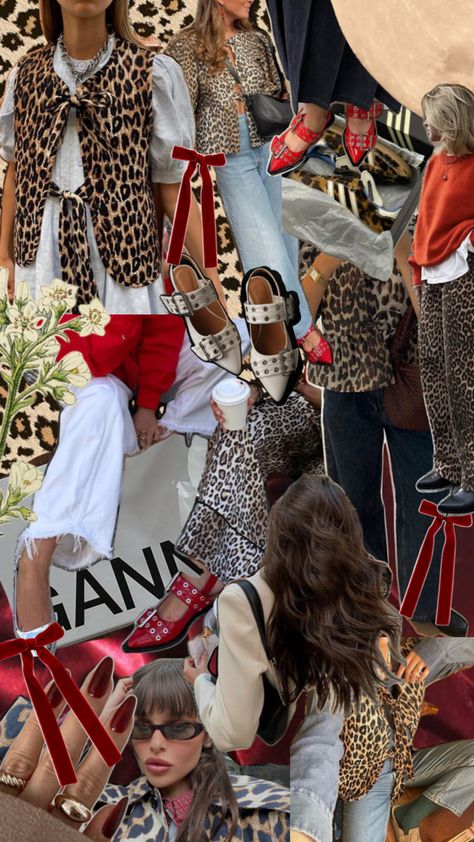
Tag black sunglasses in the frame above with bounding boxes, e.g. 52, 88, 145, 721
131, 719, 205, 741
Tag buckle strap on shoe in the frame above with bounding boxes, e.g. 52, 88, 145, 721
170, 573, 215, 610
244, 296, 296, 325
251, 348, 297, 378
161, 281, 216, 316
196, 322, 240, 361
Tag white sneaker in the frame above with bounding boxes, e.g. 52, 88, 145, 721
162, 255, 242, 375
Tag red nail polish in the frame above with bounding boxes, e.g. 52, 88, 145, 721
111, 696, 136, 733
102, 796, 129, 839
88, 656, 114, 698
46, 681, 62, 708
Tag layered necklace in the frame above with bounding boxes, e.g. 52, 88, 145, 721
58, 30, 111, 84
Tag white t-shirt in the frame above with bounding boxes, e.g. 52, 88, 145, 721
422, 231, 474, 284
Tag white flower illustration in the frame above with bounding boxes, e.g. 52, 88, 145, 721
79, 299, 110, 336
39, 279, 77, 312
5, 300, 39, 342
8, 460, 43, 497
49, 351, 91, 388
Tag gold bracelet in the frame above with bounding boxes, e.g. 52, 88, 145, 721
306, 267, 327, 289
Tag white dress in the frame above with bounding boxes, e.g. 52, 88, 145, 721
0, 36, 195, 313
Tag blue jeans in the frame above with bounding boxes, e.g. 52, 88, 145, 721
341, 759, 395, 842
322, 389, 442, 621
215, 115, 312, 340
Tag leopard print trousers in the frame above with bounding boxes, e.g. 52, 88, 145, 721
418, 254, 474, 490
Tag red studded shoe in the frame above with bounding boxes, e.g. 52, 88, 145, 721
267, 109, 335, 177
122, 573, 220, 654
343, 102, 384, 168
297, 325, 333, 365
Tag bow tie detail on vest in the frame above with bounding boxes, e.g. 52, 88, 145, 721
400, 499, 473, 625
49, 182, 97, 306
14, 37, 159, 301
45, 90, 114, 160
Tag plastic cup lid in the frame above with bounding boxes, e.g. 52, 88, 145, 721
212, 378, 251, 405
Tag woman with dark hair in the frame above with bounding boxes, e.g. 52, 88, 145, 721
98, 662, 290, 841
0, 0, 224, 311
165, 0, 328, 364
183, 473, 402, 840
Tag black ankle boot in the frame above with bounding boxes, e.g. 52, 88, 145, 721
438, 488, 474, 515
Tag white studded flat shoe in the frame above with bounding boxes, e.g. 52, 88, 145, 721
241, 266, 302, 404
161, 255, 242, 375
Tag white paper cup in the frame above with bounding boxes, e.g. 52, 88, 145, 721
212, 378, 251, 431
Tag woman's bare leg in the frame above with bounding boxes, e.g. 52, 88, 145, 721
284, 103, 330, 153
16, 538, 57, 631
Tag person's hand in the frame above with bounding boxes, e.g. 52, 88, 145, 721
0, 258, 15, 301
210, 385, 261, 427
397, 651, 430, 683
152, 423, 174, 444
0, 657, 136, 840
183, 652, 209, 685
295, 380, 322, 409
133, 407, 159, 450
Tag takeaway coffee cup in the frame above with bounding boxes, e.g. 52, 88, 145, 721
212, 378, 251, 431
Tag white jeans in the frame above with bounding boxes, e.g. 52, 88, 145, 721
20, 376, 138, 571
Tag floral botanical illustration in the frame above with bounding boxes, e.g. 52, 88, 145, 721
0, 270, 110, 528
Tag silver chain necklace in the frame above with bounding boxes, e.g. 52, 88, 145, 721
58, 31, 110, 84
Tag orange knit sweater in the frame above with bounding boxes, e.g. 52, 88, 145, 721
410, 152, 474, 285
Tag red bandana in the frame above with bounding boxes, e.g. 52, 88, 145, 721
162, 789, 194, 826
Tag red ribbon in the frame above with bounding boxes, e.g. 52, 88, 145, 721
400, 500, 472, 625
0, 623, 121, 786
167, 146, 227, 270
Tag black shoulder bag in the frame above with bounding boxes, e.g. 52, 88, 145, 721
236, 579, 291, 745
225, 57, 292, 140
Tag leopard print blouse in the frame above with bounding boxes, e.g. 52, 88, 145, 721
166, 28, 282, 155
13, 36, 159, 301
303, 256, 418, 393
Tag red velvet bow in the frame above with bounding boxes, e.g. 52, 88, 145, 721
400, 500, 472, 625
0, 623, 121, 786
167, 146, 227, 270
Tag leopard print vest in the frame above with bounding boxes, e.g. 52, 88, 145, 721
13, 36, 159, 303
339, 641, 425, 802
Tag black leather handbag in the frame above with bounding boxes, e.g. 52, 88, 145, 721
236, 580, 291, 745
225, 59, 292, 140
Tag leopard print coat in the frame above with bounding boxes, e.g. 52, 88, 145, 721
13, 36, 159, 300
165, 28, 281, 155
100, 774, 290, 841
339, 640, 425, 802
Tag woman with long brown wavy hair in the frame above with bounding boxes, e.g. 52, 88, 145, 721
0, 0, 224, 310
184, 473, 402, 841
166, 0, 328, 364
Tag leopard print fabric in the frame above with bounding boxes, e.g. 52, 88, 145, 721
13, 37, 159, 296
339, 639, 425, 803
1, 0, 270, 321
0, 376, 60, 478
101, 774, 290, 842
290, 168, 394, 234
166, 27, 281, 155
301, 254, 418, 393
175, 393, 324, 581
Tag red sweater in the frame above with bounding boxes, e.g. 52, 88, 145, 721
57, 314, 185, 410
410, 152, 474, 286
